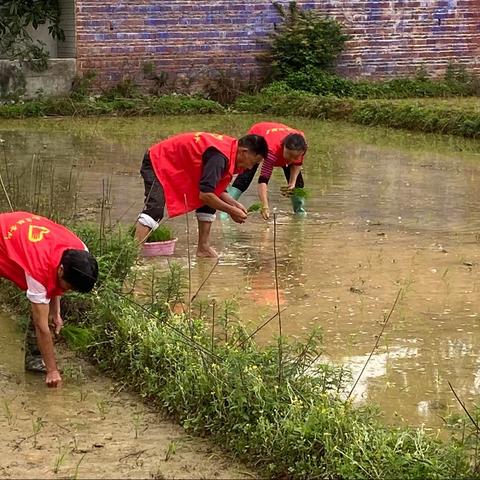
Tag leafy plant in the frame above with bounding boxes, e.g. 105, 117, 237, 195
293, 187, 310, 199
268, 2, 349, 78
147, 225, 174, 243
0, 0, 65, 71
0, 94, 225, 119
247, 202, 263, 213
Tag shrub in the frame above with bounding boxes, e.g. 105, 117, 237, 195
282, 68, 480, 99
267, 2, 349, 78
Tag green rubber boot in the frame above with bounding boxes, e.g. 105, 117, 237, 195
291, 194, 307, 216
219, 186, 243, 220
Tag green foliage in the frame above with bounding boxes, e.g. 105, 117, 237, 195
72, 223, 138, 286
234, 86, 480, 139
0, 0, 64, 71
61, 325, 94, 351
292, 187, 310, 199
147, 225, 174, 243
101, 78, 140, 100
0, 94, 225, 118
352, 100, 480, 138
247, 202, 263, 213
204, 70, 262, 105
282, 65, 480, 99
70, 71, 97, 100
268, 2, 349, 78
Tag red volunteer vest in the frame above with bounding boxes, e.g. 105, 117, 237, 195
248, 122, 305, 167
0, 212, 85, 299
149, 132, 238, 218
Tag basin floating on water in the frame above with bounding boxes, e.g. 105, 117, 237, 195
142, 238, 178, 256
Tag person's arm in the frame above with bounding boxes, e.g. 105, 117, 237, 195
287, 164, 302, 190
198, 192, 247, 223
49, 296, 63, 335
257, 151, 277, 220
30, 302, 62, 388
219, 191, 247, 214
199, 148, 247, 223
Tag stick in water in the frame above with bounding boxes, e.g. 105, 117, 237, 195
347, 288, 402, 400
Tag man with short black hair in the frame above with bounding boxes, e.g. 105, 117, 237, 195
135, 131, 268, 257
225, 122, 308, 219
0, 211, 98, 387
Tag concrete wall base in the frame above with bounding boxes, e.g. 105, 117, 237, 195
0, 59, 76, 99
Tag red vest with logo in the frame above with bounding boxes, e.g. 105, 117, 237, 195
149, 132, 238, 218
248, 122, 305, 167
0, 212, 85, 299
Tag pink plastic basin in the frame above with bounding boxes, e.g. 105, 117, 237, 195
142, 238, 178, 257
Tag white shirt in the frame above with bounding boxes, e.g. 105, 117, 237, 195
25, 274, 49, 304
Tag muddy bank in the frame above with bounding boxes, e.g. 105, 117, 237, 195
0, 313, 253, 479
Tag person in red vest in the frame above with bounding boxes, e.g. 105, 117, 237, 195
224, 122, 308, 219
0, 211, 98, 388
135, 131, 268, 257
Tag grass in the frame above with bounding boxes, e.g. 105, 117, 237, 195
234, 84, 480, 139
0, 94, 224, 118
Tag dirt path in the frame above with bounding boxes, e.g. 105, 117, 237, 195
0, 313, 254, 479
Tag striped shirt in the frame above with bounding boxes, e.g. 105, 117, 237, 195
258, 151, 278, 184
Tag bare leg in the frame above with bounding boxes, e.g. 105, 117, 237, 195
196, 220, 218, 257
135, 222, 151, 243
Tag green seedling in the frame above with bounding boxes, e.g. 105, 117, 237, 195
165, 441, 177, 461
147, 225, 174, 243
72, 453, 86, 480
53, 440, 70, 474
32, 416, 45, 448
96, 399, 110, 419
292, 187, 310, 198
62, 325, 94, 351
3, 399, 16, 426
131, 411, 143, 439
280, 186, 310, 198
247, 202, 262, 213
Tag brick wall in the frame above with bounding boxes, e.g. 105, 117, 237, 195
75, 0, 480, 89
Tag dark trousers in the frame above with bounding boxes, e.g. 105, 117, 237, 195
24, 318, 41, 361
232, 164, 304, 192
140, 152, 215, 220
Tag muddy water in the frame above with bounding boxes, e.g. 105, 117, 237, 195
1, 116, 480, 433
0, 311, 252, 479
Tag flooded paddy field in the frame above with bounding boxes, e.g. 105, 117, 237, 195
1, 114, 480, 453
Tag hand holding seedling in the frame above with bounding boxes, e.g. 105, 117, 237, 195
247, 202, 270, 220
229, 207, 248, 223
233, 201, 247, 215
281, 186, 310, 199
280, 186, 294, 197
261, 206, 270, 220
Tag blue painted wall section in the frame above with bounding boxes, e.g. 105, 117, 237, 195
75, 0, 480, 89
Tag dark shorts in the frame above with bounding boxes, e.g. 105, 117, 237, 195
140, 152, 216, 221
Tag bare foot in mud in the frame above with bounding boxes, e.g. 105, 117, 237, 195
196, 245, 218, 258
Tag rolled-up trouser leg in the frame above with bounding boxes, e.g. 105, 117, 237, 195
196, 204, 217, 223
137, 151, 166, 229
